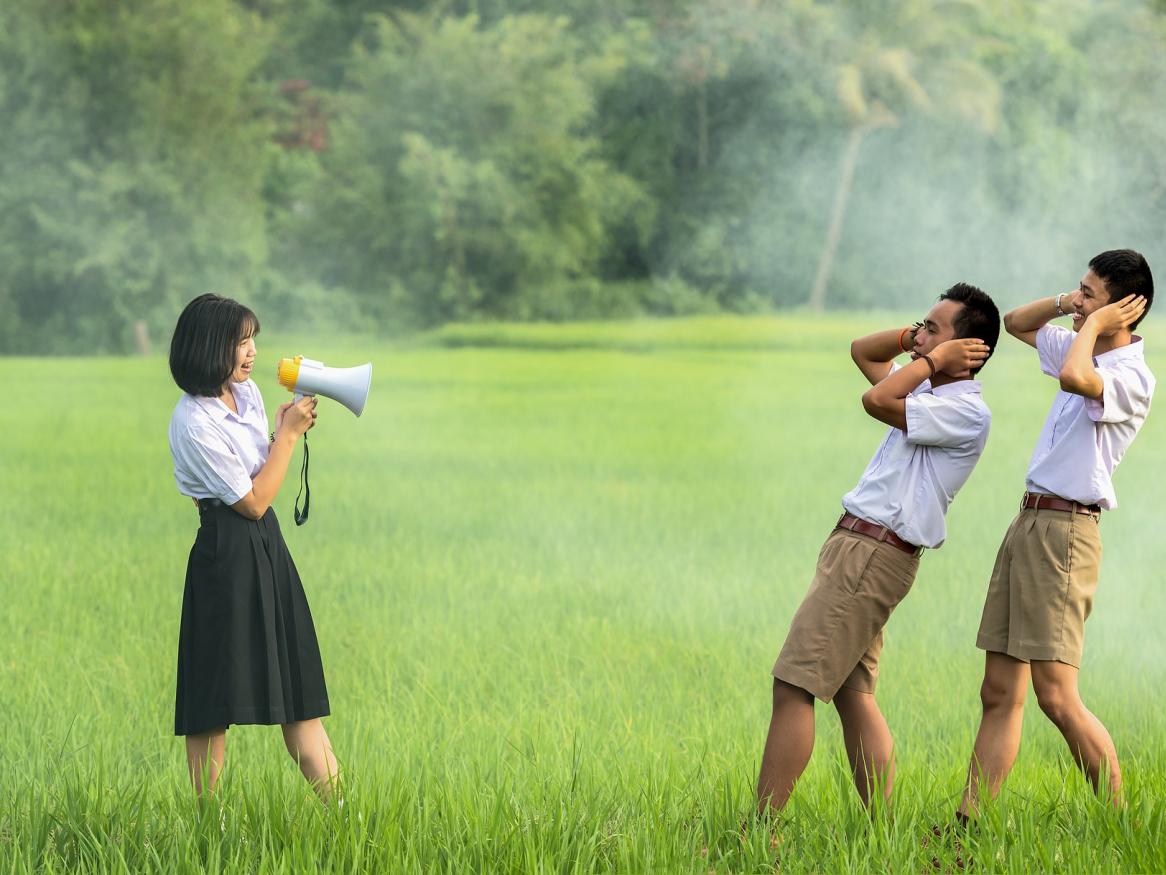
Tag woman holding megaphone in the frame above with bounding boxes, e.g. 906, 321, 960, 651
167, 293, 339, 801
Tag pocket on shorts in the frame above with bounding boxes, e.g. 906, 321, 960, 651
857, 542, 918, 608
1066, 514, 1078, 574
1038, 515, 1073, 574
815, 531, 879, 598
843, 535, 880, 596
1068, 514, 1102, 609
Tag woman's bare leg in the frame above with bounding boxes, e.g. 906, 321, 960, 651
185, 727, 227, 797
282, 718, 340, 802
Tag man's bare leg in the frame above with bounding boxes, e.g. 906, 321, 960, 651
1030, 660, 1122, 805
756, 679, 815, 815
185, 727, 227, 797
833, 687, 894, 807
958, 652, 1029, 818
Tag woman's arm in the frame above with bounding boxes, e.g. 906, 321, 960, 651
231, 396, 317, 520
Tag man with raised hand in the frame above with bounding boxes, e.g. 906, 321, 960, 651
958, 250, 1154, 820
755, 283, 1000, 816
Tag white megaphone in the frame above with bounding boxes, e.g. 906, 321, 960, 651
277, 355, 372, 416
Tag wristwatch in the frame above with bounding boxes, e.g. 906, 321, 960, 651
1054, 293, 1067, 317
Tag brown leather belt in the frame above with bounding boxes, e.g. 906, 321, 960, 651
1021, 492, 1101, 516
835, 513, 922, 556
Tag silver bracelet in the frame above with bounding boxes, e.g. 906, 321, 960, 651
1054, 293, 1066, 317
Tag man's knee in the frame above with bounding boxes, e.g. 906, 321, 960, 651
979, 655, 1027, 713
833, 684, 877, 715
1033, 681, 1075, 729
980, 673, 1025, 712
772, 677, 814, 708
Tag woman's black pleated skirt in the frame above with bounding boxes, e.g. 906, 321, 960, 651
175, 502, 329, 736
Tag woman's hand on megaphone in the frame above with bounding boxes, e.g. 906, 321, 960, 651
276, 395, 318, 440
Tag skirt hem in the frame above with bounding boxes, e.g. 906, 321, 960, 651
176, 699, 330, 737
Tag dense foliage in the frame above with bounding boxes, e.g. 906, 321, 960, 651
3, 0, 1166, 351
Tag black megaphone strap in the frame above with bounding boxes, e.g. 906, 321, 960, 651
294, 434, 310, 526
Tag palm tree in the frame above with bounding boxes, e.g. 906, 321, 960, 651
807, 7, 1001, 311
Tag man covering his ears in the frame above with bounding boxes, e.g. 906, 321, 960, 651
957, 249, 1154, 820
756, 283, 1001, 814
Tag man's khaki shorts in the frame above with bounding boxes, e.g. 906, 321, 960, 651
773, 527, 920, 702
976, 507, 1102, 667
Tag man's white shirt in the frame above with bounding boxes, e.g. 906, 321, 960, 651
842, 365, 991, 549
1024, 324, 1154, 510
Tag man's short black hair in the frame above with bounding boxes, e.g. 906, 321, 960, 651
1089, 249, 1154, 330
169, 293, 260, 397
939, 282, 1000, 375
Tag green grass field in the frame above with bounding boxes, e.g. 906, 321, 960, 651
4, 314, 1166, 873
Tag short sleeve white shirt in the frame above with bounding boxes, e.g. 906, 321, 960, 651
841, 369, 991, 549
169, 379, 270, 504
1025, 324, 1154, 509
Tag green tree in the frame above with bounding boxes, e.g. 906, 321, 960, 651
628, 0, 842, 309
806, 0, 1002, 310
0, 1, 273, 353
287, 11, 650, 326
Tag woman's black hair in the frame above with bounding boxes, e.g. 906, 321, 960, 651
169, 293, 260, 397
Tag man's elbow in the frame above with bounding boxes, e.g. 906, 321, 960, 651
1003, 310, 1023, 337
861, 390, 906, 429
1058, 367, 1101, 398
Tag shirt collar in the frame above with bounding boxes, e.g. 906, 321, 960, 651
1094, 335, 1145, 366
930, 378, 982, 397
193, 382, 249, 421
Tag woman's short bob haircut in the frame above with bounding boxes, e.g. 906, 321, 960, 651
169, 293, 260, 397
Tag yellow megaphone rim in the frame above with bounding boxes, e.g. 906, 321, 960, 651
277, 355, 303, 391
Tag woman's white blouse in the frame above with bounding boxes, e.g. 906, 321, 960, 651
169, 379, 270, 504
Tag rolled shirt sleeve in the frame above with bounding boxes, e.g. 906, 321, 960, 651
176, 425, 255, 505
1037, 324, 1075, 378
905, 393, 987, 449
1085, 366, 1155, 424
